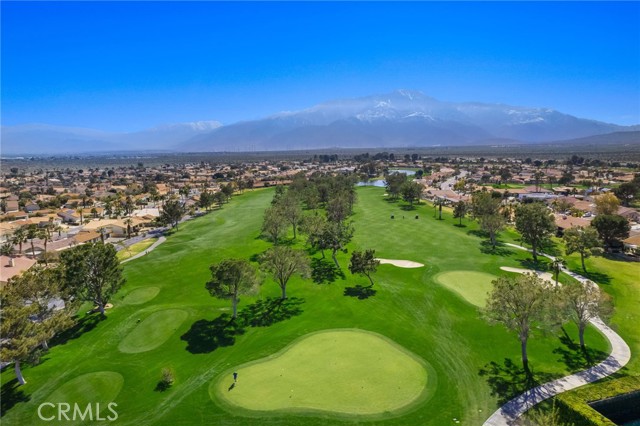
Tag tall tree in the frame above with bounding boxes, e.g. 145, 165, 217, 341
481, 214, 505, 248
326, 194, 350, 224
348, 249, 380, 287
453, 200, 468, 226
323, 221, 355, 268
261, 246, 311, 299
37, 228, 51, 265
280, 194, 303, 240
594, 192, 620, 216
262, 205, 288, 245
25, 224, 40, 258
561, 282, 612, 349
485, 274, 552, 371
12, 226, 27, 255
515, 202, 556, 262
159, 199, 185, 229
301, 215, 329, 258
221, 183, 235, 201
613, 182, 639, 207
384, 172, 407, 200
206, 259, 260, 319
124, 217, 133, 239
472, 191, 505, 247
8, 266, 74, 350
0, 288, 44, 385
550, 257, 565, 286
60, 243, 125, 316
591, 214, 630, 251
401, 181, 424, 207
563, 226, 603, 272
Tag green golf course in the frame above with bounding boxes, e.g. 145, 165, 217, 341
1, 186, 635, 426
213, 329, 431, 418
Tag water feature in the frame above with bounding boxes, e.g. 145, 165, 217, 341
357, 169, 417, 187
589, 390, 640, 425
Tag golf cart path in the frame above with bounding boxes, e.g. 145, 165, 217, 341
121, 236, 166, 264
482, 243, 631, 426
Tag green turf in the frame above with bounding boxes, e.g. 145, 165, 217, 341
118, 309, 188, 353
1, 187, 621, 426
434, 271, 498, 308
213, 329, 430, 417
121, 286, 160, 305
116, 238, 158, 261
38, 372, 123, 425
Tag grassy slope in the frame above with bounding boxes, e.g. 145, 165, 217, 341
0, 187, 614, 426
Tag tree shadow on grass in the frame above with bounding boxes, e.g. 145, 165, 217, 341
238, 297, 304, 327
578, 270, 611, 286
518, 258, 547, 271
0, 378, 30, 416
454, 223, 467, 228
553, 328, 609, 370
154, 381, 172, 392
480, 241, 513, 256
478, 358, 554, 405
344, 285, 377, 299
180, 314, 245, 354
468, 229, 488, 239
400, 204, 417, 211
49, 313, 105, 348
311, 257, 345, 284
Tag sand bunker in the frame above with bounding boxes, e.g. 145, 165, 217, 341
376, 258, 424, 268
500, 267, 555, 284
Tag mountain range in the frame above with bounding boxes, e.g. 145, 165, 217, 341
2, 90, 638, 154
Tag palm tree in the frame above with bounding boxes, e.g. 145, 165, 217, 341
37, 228, 51, 265
124, 217, 133, 239
1, 241, 15, 257
26, 225, 39, 258
97, 227, 107, 243
551, 257, 565, 286
12, 227, 27, 255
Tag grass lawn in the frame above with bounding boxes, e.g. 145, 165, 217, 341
434, 271, 498, 308
116, 238, 158, 261
0, 187, 620, 426
213, 329, 430, 418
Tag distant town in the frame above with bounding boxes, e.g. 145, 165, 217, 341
2, 151, 639, 284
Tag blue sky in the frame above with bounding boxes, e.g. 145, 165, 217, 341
2, 1, 639, 131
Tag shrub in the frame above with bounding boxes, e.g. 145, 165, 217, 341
156, 367, 174, 391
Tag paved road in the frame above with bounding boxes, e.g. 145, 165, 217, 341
482, 243, 632, 426
441, 170, 469, 190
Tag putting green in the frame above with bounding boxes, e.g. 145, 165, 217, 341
212, 329, 431, 417
39, 372, 123, 424
434, 271, 497, 308
122, 286, 160, 305
119, 309, 187, 353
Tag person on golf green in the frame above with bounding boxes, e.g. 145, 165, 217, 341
233, 372, 238, 382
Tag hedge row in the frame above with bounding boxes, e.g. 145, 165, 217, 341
555, 376, 640, 426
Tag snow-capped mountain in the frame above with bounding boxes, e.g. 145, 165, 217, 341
3, 91, 637, 154
181, 90, 636, 151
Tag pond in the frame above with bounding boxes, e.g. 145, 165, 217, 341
589, 390, 640, 426
357, 169, 418, 187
